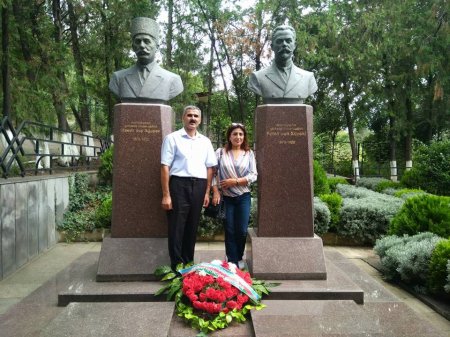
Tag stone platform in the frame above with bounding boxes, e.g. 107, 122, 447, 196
59, 250, 363, 306
1, 244, 449, 337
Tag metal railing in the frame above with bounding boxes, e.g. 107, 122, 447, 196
0, 116, 112, 178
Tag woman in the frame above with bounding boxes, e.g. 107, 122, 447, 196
212, 123, 257, 268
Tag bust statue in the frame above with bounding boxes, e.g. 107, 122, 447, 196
109, 17, 184, 103
248, 25, 317, 104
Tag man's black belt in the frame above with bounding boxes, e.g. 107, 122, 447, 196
171, 175, 206, 181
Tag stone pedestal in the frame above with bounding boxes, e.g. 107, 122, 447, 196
250, 104, 326, 279
97, 103, 172, 281
111, 103, 173, 238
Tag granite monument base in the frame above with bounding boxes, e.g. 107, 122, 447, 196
248, 229, 327, 280
96, 237, 170, 281
255, 104, 314, 237
111, 103, 172, 238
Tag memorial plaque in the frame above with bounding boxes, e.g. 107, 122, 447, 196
255, 104, 314, 237
111, 103, 173, 237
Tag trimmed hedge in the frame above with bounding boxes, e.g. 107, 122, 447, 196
313, 197, 331, 235
389, 194, 450, 237
319, 193, 342, 231
374, 232, 444, 289
393, 188, 427, 200
314, 160, 331, 196
428, 239, 450, 294
327, 177, 349, 193
336, 184, 404, 244
356, 177, 390, 191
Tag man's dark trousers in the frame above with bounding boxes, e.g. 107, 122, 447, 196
167, 176, 207, 270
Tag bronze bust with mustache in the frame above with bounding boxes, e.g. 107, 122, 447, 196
248, 25, 317, 104
109, 17, 183, 103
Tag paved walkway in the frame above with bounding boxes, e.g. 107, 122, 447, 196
0, 242, 449, 336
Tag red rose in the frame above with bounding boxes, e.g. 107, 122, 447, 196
226, 300, 238, 309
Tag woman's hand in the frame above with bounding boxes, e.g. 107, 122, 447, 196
220, 178, 237, 190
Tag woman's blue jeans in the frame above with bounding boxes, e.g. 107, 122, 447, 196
223, 192, 251, 264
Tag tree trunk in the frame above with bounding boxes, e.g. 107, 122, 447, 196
51, 0, 70, 131
165, 0, 173, 69
342, 79, 358, 179
388, 113, 397, 181
2, 4, 11, 118
404, 77, 413, 172
68, 0, 90, 131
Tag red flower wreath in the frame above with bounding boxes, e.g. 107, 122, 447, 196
182, 261, 252, 314
155, 260, 273, 335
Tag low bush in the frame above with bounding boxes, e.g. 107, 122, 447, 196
327, 177, 349, 193
375, 180, 402, 193
95, 194, 112, 228
98, 145, 114, 186
198, 215, 224, 238
356, 177, 390, 191
313, 197, 331, 235
314, 160, 330, 196
445, 262, 450, 294
389, 194, 450, 237
336, 184, 404, 244
319, 193, 342, 231
393, 188, 427, 200
59, 173, 112, 241
428, 239, 450, 295
374, 232, 443, 290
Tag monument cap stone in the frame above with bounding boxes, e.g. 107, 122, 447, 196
131, 17, 159, 40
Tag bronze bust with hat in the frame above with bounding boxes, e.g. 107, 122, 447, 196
109, 17, 184, 103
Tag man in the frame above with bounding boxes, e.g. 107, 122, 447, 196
248, 25, 318, 103
109, 17, 183, 103
161, 106, 217, 270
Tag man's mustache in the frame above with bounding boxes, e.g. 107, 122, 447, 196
189, 119, 196, 123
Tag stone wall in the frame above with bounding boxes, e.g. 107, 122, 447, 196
0, 175, 70, 280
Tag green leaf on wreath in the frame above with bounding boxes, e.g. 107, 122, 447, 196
154, 265, 172, 276
154, 283, 171, 296
161, 272, 177, 281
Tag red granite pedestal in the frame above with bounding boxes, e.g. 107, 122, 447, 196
249, 104, 326, 280
97, 104, 172, 281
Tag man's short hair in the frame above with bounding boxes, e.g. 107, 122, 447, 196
271, 25, 296, 42
183, 105, 201, 116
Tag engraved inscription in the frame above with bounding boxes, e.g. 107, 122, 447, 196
120, 121, 160, 142
265, 123, 306, 145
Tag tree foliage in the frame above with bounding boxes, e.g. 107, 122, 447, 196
0, 0, 448, 152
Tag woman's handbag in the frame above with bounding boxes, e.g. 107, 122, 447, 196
204, 198, 225, 220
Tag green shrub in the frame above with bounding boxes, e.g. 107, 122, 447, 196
98, 145, 114, 186
336, 184, 404, 243
68, 173, 90, 212
198, 215, 224, 238
400, 169, 421, 190
313, 197, 331, 235
428, 239, 450, 294
389, 194, 450, 237
393, 188, 427, 200
60, 174, 112, 241
314, 160, 330, 196
445, 262, 450, 294
375, 180, 401, 193
95, 194, 112, 228
319, 193, 342, 231
327, 177, 349, 193
374, 232, 443, 288
356, 177, 390, 191
401, 140, 450, 196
